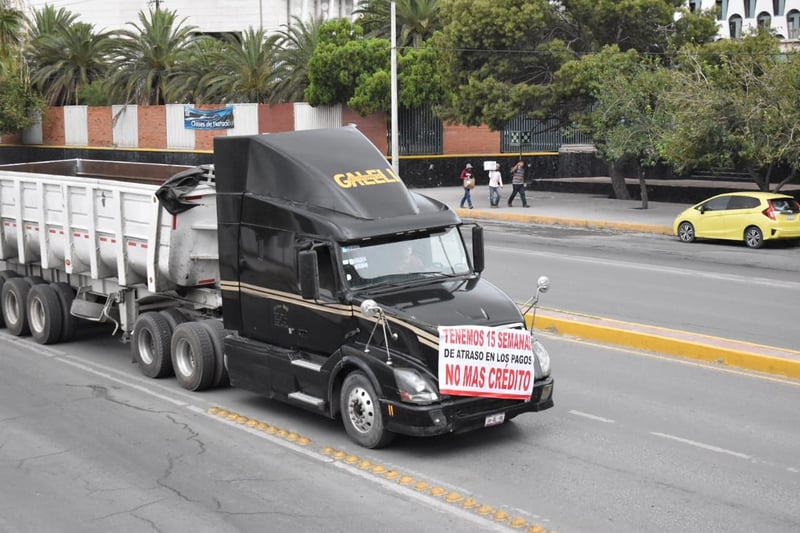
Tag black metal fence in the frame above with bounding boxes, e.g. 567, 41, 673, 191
397, 105, 443, 155
501, 113, 593, 153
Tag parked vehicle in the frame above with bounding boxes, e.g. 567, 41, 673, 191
0, 127, 554, 448
673, 192, 800, 249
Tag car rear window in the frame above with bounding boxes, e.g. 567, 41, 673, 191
769, 198, 800, 214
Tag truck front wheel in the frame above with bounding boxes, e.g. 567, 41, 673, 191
171, 322, 216, 391
340, 372, 394, 449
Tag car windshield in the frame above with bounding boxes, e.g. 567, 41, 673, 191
340, 227, 471, 290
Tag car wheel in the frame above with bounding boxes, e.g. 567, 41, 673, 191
744, 226, 764, 249
340, 371, 394, 449
677, 221, 695, 243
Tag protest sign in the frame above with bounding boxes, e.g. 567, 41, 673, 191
438, 325, 535, 401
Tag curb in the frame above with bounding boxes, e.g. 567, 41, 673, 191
529, 309, 800, 380
456, 208, 673, 235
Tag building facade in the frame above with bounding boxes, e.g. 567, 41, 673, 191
690, 1, 800, 40
22, 0, 359, 34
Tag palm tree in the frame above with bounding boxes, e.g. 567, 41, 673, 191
198, 28, 282, 104
354, 0, 442, 49
271, 15, 325, 103
166, 35, 226, 103
28, 21, 114, 105
0, 0, 24, 75
106, 9, 197, 105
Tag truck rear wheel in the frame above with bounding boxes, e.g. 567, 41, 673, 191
340, 371, 394, 449
27, 283, 63, 344
2, 277, 32, 336
51, 282, 79, 342
171, 322, 215, 391
132, 313, 174, 378
200, 319, 230, 388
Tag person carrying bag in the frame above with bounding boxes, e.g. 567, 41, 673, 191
459, 163, 475, 209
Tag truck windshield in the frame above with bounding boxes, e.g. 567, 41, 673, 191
341, 227, 471, 290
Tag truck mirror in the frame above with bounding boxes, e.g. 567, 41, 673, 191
298, 250, 320, 300
472, 225, 484, 273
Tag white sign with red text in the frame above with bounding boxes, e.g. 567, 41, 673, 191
437, 325, 535, 401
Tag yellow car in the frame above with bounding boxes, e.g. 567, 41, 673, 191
673, 192, 800, 249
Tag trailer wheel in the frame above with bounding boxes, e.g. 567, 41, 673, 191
51, 282, 79, 342
340, 371, 394, 449
132, 313, 174, 378
1, 277, 32, 336
27, 283, 63, 344
171, 322, 215, 391
200, 319, 230, 388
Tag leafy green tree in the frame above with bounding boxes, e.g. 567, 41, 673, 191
272, 16, 325, 103
106, 9, 197, 105
0, 73, 44, 133
304, 19, 390, 109
660, 31, 799, 191
28, 21, 114, 105
197, 28, 282, 103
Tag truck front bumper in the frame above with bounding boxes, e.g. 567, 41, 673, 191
382, 377, 554, 438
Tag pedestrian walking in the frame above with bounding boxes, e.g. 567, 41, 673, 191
488, 163, 503, 207
507, 160, 529, 208
459, 163, 475, 209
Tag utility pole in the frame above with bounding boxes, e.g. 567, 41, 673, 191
148, 0, 163, 9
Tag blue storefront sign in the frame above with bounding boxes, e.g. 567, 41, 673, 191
184, 106, 234, 130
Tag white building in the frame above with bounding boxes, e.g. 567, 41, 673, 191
690, 0, 800, 40
22, 0, 360, 34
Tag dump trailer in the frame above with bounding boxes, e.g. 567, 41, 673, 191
0, 127, 554, 448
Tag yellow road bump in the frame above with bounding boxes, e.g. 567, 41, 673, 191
357, 459, 373, 470
509, 517, 528, 529
462, 497, 479, 509
256, 422, 270, 431
321, 446, 335, 456
226, 412, 239, 421
296, 436, 311, 446
208, 407, 312, 446
286, 432, 300, 442
371, 464, 387, 475
445, 492, 464, 503
277, 429, 289, 438
398, 475, 414, 486
477, 505, 494, 516
414, 481, 430, 492
266, 425, 278, 434
245, 419, 258, 428
430, 486, 447, 498
344, 454, 360, 465
384, 470, 400, 481
493, 510, 510, 522
208, 407, 222, 415
235, 416, 249, 424
334, 450, 347, 460
527, 525, 546, 533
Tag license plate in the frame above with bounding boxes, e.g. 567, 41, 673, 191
787, 214, 795, 221
484, 412, 505, 427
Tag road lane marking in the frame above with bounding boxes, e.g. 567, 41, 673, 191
486, 245, 800, 290
650, 432, 752, 459
569, 410, 616, 423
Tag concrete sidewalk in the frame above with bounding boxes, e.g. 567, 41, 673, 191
414, 186, 800, 380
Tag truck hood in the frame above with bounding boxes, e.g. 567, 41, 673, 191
366, 277, 523, 331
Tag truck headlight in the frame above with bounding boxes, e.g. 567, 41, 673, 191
533, 339, 551, 378
394, 368, 439, 404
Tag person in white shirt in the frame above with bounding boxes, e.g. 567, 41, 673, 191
488, 163, 503, 207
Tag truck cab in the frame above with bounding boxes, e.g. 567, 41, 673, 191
214, 128, 553, 448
